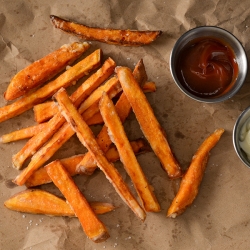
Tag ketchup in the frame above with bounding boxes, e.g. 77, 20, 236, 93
176, 37, 238, 98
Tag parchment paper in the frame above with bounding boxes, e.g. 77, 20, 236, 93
1, 0, 250, 249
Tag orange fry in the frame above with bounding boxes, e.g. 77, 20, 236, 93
142, 81, 156, 93
26, 139, 149, 187
51, 15, 162, 46
12, 57, 115, 170
33, 102, 58, 123
78, 59, 148, 174
13, 76, 121, 184
33, 56, 116, 123
90, 202, 116, 215
54, 88, 146, 221
167, 128, 225, 218
0, 47, 100, 124
85, 81, 157, 126
116, 66, 182, 179
4, 189, 115, 216
99, 92, 160, 212
0, 123, 47, 143
4, 42, 89, 101
86, 111, 104, 126
45, 160, 109, 242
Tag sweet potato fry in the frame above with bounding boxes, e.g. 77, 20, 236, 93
45, 160, 109, 242
25, 139, 149, 187
77, 77, 121, 114
99, 92, 160, 212
4, 42, 89, 101
167, 128, 225, 218
0, 48, 100, 124
4, 189, 115, 216
54, 88, 146, 221
32, 58, 153, 124
85, 81, 157, 126
50, 15, 162, 46
33, 82, 156, 125
116, 66, 182, 179
13, 76, 122, 183
0, 123, 47, 143
12, 58, 116, 170
25, 154, 85, 187
33, 102, 58, 123
86, 111, 104, 126
90, 202, 116, 215
77, 60, 148, 174
142, 81, 156, 93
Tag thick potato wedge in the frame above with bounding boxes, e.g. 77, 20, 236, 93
0, 123, 47, 143
13, 76, 122, 184
25, 139, 149, 187
4, 42, 89, 101
99, 92, 160, 212
116, 66, 182, 179
50, 15, 162, 46
0, 48, 100, 124
4, 189, 115, 216
77, 59, 148, 174
167, 128, 225, 218
12, 58, 116, 170
54, 88, 146, 221
45, 160, 109, 243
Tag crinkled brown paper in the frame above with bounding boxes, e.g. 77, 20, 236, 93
1, 0, 250, 249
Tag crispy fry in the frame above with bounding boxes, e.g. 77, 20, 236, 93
4, 42, 89, 101
167, 128, 225, 218
45, 160, 109, 242
32, 58, 153, 124
90, 202, 116, 215
78, 60, 148, 174
33, 102, 58, 123
78, 77, 121, 114
4, 189, 115, 216
142, 81, 156, 93
0, 47, 100, 124
116, 66, 182, 179
86, 111, 104, 126
54, 88, 146, 221
25, 139, 149, 187
12, 58, 116, 170
33, 82, 156, 125
99, 92, 160, 212
50, 15, 162, 46
33, 84, 114, 125
0, 123, 47, 143
85, 81, 157, 126
25, 154, 84, 187
13, 76, 121, 183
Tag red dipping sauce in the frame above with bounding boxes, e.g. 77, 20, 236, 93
176, 37, 238, 98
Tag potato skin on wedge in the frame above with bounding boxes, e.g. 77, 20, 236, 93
50, 15, 162, 46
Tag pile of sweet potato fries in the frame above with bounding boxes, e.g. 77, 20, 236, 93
1, 17, 224, 243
